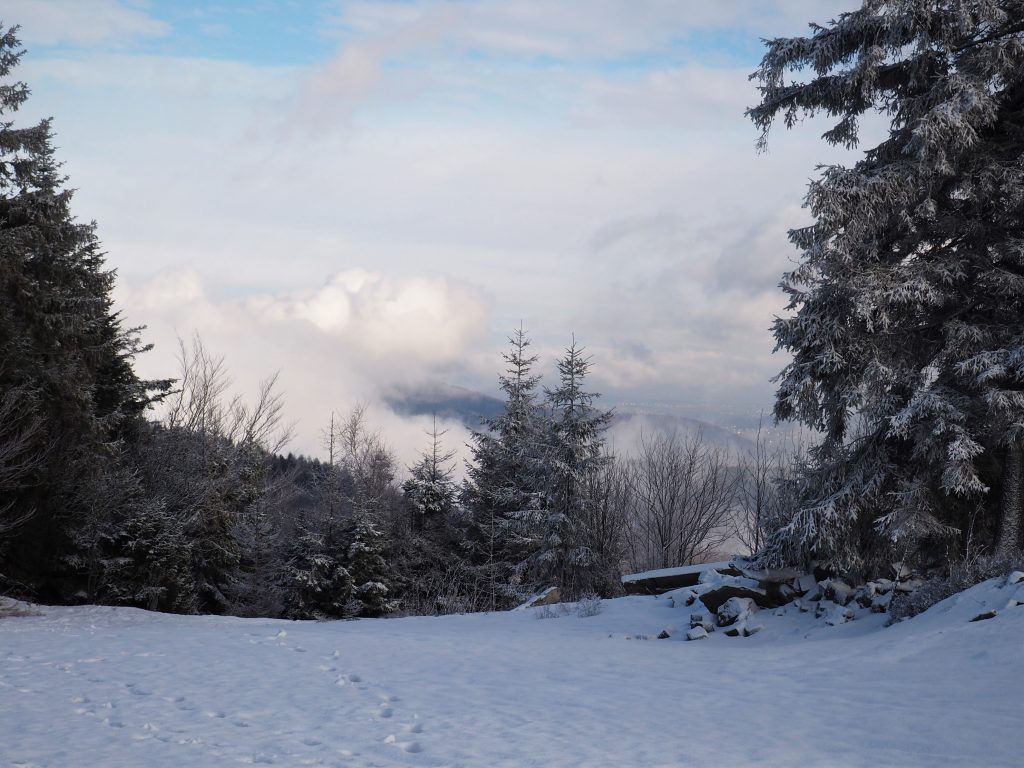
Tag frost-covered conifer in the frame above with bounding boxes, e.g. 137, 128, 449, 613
0, 26, 163, 596
536, 338, 612, 596
402, 418, 458, 526
345, 517, 396, 617
282, 518, 353, 620
463, 327, 549, 608
749, 1, 1024, 570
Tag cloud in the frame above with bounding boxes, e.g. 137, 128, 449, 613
294, 0, 853, 134
117, 268, 492, 459
17, 1, 879, 454
247, 269, 489, 362
329, 0, 853, 63
4, 0, 168, 48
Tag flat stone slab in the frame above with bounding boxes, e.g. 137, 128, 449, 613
621, 562, 742, 595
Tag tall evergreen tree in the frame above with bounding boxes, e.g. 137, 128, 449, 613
345, 517, 396, 617
748, 1, 1024, 571
282, 515, 353, 620
0, 26, 162, 597
538, 338, 612, 596
463, 326, 548, 608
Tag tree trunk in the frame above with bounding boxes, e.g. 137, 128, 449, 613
997, 439, 1022, 556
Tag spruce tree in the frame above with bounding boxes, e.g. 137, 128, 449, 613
538, 338, 612, 596
345, 517, 396, 617
0, 26, 161, 596
402, 417, 458, 528
282, 517, 352, 619
463, 326, 548, 608
748, 1, 1024, 571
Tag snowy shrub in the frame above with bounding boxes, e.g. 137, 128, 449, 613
574, 593, 602, 618
889, 552, 1024, 622
534, 604, 559, 619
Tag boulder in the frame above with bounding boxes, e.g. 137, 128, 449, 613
717, 596, 754, 627
772, 583, 798, 605
970, 610, 997, 622
657, 630, 671, 639
822, 579, 854, 606
689, 613, 715, 633
870, 592, 892, 613
698, 583, 770, 614
894, 578, 923, 594
854, 587, 874, 609
872, 578, 894, 595
825, 606, 855, 626
1006, 571, 1024, 586
517, 586, 560, 610
686, 626, 708, 641
793, 573, 818, 595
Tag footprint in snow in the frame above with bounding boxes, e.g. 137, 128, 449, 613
404, 722, 423, 735
384, 735, 423, 754
377, 705, 394, 719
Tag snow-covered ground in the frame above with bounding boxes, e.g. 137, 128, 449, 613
2, 578, 1023, 768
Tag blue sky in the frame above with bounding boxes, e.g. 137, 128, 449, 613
4, 0, 858, 458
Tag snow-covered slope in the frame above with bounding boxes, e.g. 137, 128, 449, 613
2, 577, 1022, 767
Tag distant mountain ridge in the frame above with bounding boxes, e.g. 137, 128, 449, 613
384, 384, 754, 452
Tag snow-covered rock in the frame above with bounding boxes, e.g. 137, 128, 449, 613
717, 597, 754, 627
822, 579, 854, 606
620, 561, 740, 595
689, 613, 715, 633
516, 586, 560, 610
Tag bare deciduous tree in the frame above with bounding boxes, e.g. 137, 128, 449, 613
622, 430, 736, 573
733, 422, 809, 559
329, 403, 398, 523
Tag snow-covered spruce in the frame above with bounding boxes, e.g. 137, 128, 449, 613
749, 1, 1024, 571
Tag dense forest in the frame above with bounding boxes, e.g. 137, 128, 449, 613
3, 0, 1024, 621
